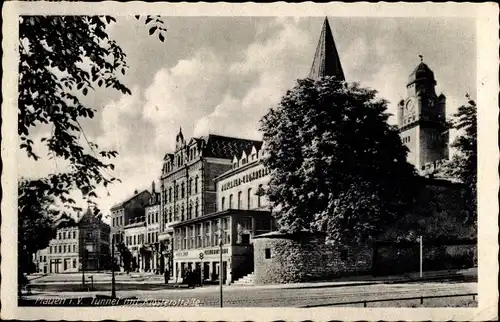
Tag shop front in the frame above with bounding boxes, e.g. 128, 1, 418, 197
173, 246, 231, 284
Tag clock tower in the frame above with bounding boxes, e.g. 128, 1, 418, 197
397, 56, 448, 173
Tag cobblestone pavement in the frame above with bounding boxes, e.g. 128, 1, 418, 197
25, 282, 477, 307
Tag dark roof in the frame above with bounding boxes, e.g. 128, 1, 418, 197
201, 134, 262, 159
408, 62, 436, 86
309, 17, 345, 81
110, 190, 150, 211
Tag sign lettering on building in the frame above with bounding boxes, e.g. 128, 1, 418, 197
221, 167, 269, 191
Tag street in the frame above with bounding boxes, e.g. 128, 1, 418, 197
23, 281, 477, 307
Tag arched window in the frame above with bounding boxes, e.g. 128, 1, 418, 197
221, 197, 226, 211
195, 199, 199, 217
189, 178, 193, 195
238, 191, 242, 209
181, 182, 185, 198
188, 201, 193, 219
181, 204, 185, 221
195, 176, 199, 194
168, 187, 172, 203
169, 207, 172, 222
247, 188, 252, 209
229, 194, 233, 209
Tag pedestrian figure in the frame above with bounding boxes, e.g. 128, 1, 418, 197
164, 268, 169, 284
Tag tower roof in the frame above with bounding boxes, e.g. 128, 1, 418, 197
408, 56, 436, 86
309, 17, 345, 81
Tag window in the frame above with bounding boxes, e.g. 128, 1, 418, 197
181, 182, 185, 198
195, 199, 199, 217
113, 218, 116, 227
73, 231, 76, 239
182, 228, 187, 250
247, 188, 252, 209
169, 207, 173, 222
221, 197, 225, 211
265, 248, 271, 259
63, 245, 67, 253
73, 244, 76, 253
195, 176, 199, 194
188, 202, 193, 219
169, 187, 172, 203
120, 217, 123, 226
175, 206, 179, 221
50, 246, 52, 254
147, 214, 151, 225
175, 229, 181, 250
211, 220, 219, 246
203, 222, 210, 247
155, 232, 158, 243
181, 204, 185, 221
58, 232, 61, 239
133, 235, 136, 245
196, 224, 202, 248
73, 259, 77, 268
63, 232, 66, 239
257, 184, 263, 207
237, 191, 242, 209
229, 194, 233, 209
189, 226, 195, 249
189, 179, 193, 195
155, 212, 159, 223
223, 217, 230, 244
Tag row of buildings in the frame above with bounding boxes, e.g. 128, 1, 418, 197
108, 17, 454, 284
35, 17, 464, 284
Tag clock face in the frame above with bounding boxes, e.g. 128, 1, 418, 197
405, 98, 415, 112
428, 97, 436, 108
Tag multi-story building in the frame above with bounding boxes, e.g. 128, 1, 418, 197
122, 216, 146, 271
144, 181, 162, 273
171, 142, 275, 284
35, 208, 111, 273
110, 189, 151, 269
157, 130, 263, 279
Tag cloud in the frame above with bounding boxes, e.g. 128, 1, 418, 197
194, 18, 313, 139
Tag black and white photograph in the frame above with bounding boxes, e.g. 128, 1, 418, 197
1, 2, 498, 321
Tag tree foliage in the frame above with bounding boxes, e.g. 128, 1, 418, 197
19, 15, 167, 211
440, 95, 477, 224
260, 77, 418, 246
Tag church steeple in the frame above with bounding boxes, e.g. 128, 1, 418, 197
309, 17, 345, 81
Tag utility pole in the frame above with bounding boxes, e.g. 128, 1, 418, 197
219, 219, 223, 308
81, 251, 85, 285
419, 235, 423, 278
111, 235, 116, 298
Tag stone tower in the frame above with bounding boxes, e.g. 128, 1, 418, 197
398, 56, 448, 173
309, 17, 345, 81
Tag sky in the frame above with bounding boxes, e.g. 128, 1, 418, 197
18, 16, 477, 221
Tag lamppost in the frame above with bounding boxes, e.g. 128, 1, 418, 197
111, 235, 116, 298
81, 250, 86, 285
217, 219, 223, 308
419, 235, 423, 278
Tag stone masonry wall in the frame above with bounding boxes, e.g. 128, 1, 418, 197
253, 234, 372, 285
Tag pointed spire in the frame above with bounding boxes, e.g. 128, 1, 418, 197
309, 17, 345, 81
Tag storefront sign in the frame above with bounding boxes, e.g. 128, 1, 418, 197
204, 248, 228, 255
221, 167, 269, 191
175, 251, 188, 257
174, 248, 228, 258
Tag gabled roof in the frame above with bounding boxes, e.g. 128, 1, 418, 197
309, 17, 345, 81
110, 189, 150, 211
200, 134, 262, 160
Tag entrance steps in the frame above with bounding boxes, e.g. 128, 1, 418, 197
232, 272, 255, 286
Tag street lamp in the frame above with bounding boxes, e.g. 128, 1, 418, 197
81, 250, 86, 286
419, 235, 423, 278
217, 219, 223, 308
111, 235, 116, 298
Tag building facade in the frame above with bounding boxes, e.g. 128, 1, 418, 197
35, 208, 111, 273
171, 142, 275, 284
158, 130, 263, 278
110, 189, 151, 270
143, 181, 162, 273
